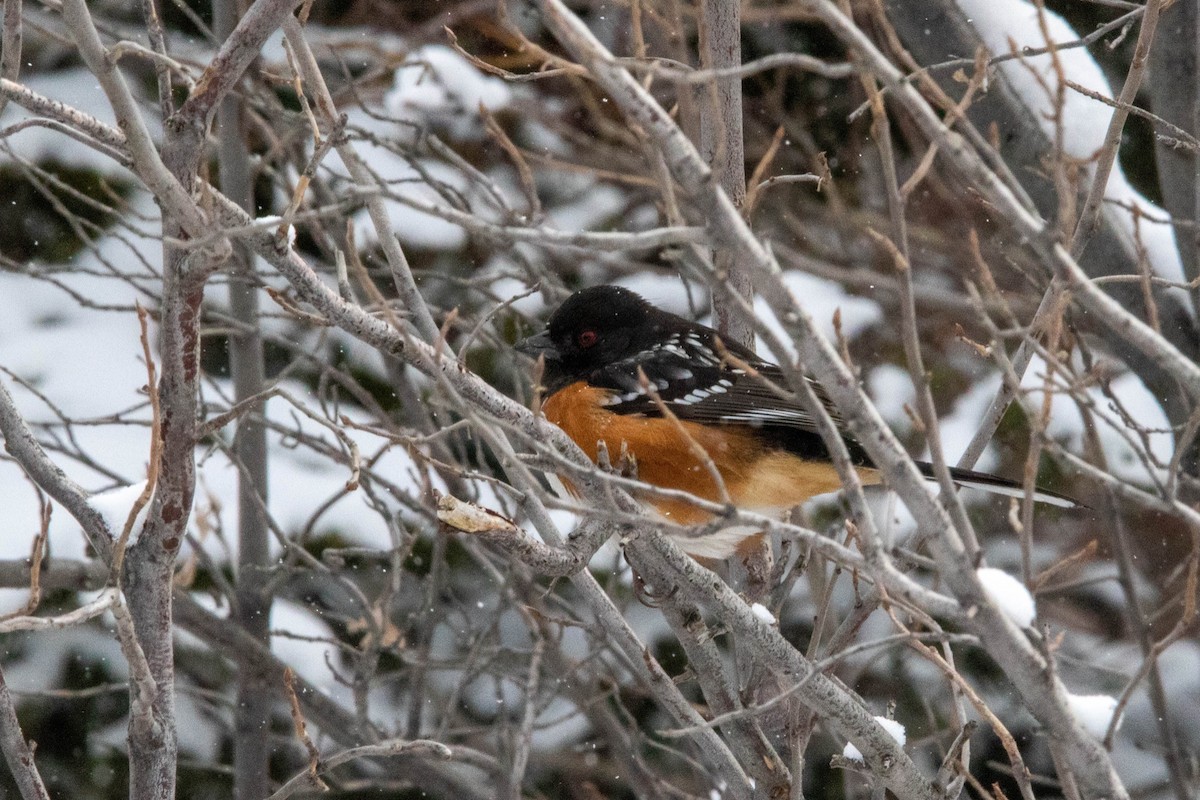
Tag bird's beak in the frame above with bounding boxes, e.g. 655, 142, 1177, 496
516, 330, 559, 361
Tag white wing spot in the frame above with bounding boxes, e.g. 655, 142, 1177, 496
721, 409, 808, 423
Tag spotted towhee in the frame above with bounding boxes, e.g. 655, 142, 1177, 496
518, 285, 1076, 559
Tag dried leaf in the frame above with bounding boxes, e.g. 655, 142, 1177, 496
436, 494, 518, 534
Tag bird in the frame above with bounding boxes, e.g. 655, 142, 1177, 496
517, 285, 1077, 559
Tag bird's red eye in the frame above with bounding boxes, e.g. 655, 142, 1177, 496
577, 330, 598, 348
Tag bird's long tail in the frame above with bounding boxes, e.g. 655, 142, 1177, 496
916, 462, 1080, 508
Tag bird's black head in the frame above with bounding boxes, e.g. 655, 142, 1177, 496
517, 285, 666, 392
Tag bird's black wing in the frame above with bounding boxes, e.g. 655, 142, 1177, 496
586, 327, 1079, 507
587, 329, 874, 466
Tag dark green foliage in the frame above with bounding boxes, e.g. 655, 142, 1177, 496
0, 162, 132, 264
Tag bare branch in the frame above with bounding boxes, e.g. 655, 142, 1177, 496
0, 663, 49, 800
0, 587, 118, 634
0, 378, 115, 553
